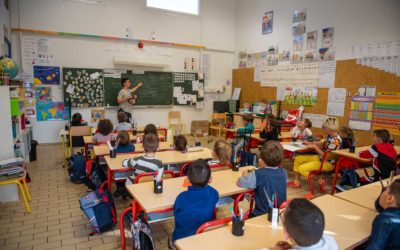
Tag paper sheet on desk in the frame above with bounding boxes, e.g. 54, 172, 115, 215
283, 143, 307, 152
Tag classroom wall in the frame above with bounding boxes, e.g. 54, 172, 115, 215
10, 0, 236, 143
235, 0, 400, 60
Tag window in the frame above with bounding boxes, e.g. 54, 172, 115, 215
146, 0, 200, 16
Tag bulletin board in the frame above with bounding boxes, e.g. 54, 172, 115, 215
173, 72, 205, 106
63, 68, 104, 108
232, 60, 400, 146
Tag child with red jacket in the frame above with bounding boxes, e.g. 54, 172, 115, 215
359, 129, 397, 182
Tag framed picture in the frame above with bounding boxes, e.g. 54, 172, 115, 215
262, 11, 273, 35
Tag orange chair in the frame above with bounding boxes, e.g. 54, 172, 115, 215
196, 217, 232, 234
233, 190, 255, 216
279, 193, 314, 209
307, 150, 335, 195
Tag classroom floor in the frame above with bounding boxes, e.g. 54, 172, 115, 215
0, 136, 312, 250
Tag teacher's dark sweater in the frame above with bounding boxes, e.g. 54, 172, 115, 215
172, 185, 219, 241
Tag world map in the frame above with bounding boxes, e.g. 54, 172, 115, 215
36, 102, 70, 121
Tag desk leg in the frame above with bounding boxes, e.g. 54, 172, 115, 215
132, 200, 138, 222
107, 168, 112, 191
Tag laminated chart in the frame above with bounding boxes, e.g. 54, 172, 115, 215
349, 96, 374, 131
372, 92, 400, 135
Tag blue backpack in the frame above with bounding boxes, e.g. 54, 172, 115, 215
79, 188, 117, 234
67, 153, 86, 183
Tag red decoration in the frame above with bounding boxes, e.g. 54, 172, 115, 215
138, 42, 144, 49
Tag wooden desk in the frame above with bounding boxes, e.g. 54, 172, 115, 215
176, 195, 376, 250
328, 145, 400, 195
105, 148, 213, 190
250, 131, 292, 142
93, 141, 172, 156
127, 166, 254, 219
176, 213, 284, 250
335, 175, 400, 211
233, 113, 264, 129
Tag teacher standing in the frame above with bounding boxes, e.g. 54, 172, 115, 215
117, 78, 143, 124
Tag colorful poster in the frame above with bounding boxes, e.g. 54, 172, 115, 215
372, 92, 400, 135
262, 11, 273, 35
293, 9, 306, 23
307, 31, 317, 50
36, 102, 70, 121
35, 86, 52, 102
91, 108, 105, 123
284, 87, 317, 106
293, 21, 306, 35
349, 96, 374, 131
293, 35, 303, 51
321, 27, 334, 48
33, 66, 60, 85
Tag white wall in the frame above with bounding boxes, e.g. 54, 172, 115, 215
236, 0, 400, 59
11, 0, 236, 143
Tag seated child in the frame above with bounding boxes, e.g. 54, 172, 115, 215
290, 119, 313, 140
260, 114, 281, 141
339, 126, 356, 149
171, 159, 218, 245
288, 117, 342, 188
93, 119, 114, 144
144, 123, 158, 135
122, 133, 163, 176
174, 135, 187, 152
208, 140, 232, 166
237, 140, 287, 217
234, 114, 255, 156
359, 129, 397, 182
115, 112, 132, 132
71, 112, 86, 126
364, 179, 400, 250
114, 130, 135, 200
269, 198, 338, 250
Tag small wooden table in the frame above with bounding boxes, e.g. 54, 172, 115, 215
93, 141, 172, 156
176, 195, 377, 250
335, 175, 400, 211
127, 166, 254, 221
104, 148, 213, 190
328, 145, 400, 195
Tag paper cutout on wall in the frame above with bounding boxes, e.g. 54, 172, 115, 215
35, 86, 52, 102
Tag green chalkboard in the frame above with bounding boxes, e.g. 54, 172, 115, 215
103, 70, 173, 106
173, 72, 204, 106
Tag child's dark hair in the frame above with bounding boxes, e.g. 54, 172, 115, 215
373, 129, 391, 143
187, 159, 211, 187
304, 119, 312, 128
243, 114, 254, 122
117, 130, 130, 145
144, 123, 158, 135
117, 112, 128, 123
389, 179, 400, 207
143, 133, 159, 153
213, 140, 232, 165
340, 126, 356, 145
121, 78, 129, 86
97, 119, 113, 136
260, 141, 283, 166
174, 135, 187, 152
71, 113, 82, 126
284, 198, 325, 247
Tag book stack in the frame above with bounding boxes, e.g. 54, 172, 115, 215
0, 157, 25, 181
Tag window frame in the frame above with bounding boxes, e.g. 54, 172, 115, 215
145, 0, 201, 17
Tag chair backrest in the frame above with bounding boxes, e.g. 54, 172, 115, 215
211, 113, 227, 125
70, 126, 92, 136
134, 170, 175, 184
210, 163, 232, 172
179, 162, 192, 177
233, 190, 255, 215
196, 217, 232, 234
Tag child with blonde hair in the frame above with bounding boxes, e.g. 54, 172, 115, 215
208, 140, 232, 166
288, 117, 342, 188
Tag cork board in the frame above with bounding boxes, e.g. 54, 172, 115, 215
232, 59, 400, 146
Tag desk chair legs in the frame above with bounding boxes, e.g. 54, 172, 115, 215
17, 180, 31, 213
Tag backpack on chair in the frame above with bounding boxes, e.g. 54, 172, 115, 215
83, 157, 107, 190
79, 182, 117, 234
131, 212, 155, 250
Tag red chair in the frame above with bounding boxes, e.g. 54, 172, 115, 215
233, 190, 255, 216
134, 170, 175, 184
179, 162, 192, 177
119, 206, 133, 250
307, 150, 335, 195
210, 162, 232, 172
196, 217, 232, 234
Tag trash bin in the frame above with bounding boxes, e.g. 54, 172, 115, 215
30, 140, 38, 162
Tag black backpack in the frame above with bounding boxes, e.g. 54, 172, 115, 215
131, 212, 155, 250
83, 157, 108, 190
67, 153, 86, 184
